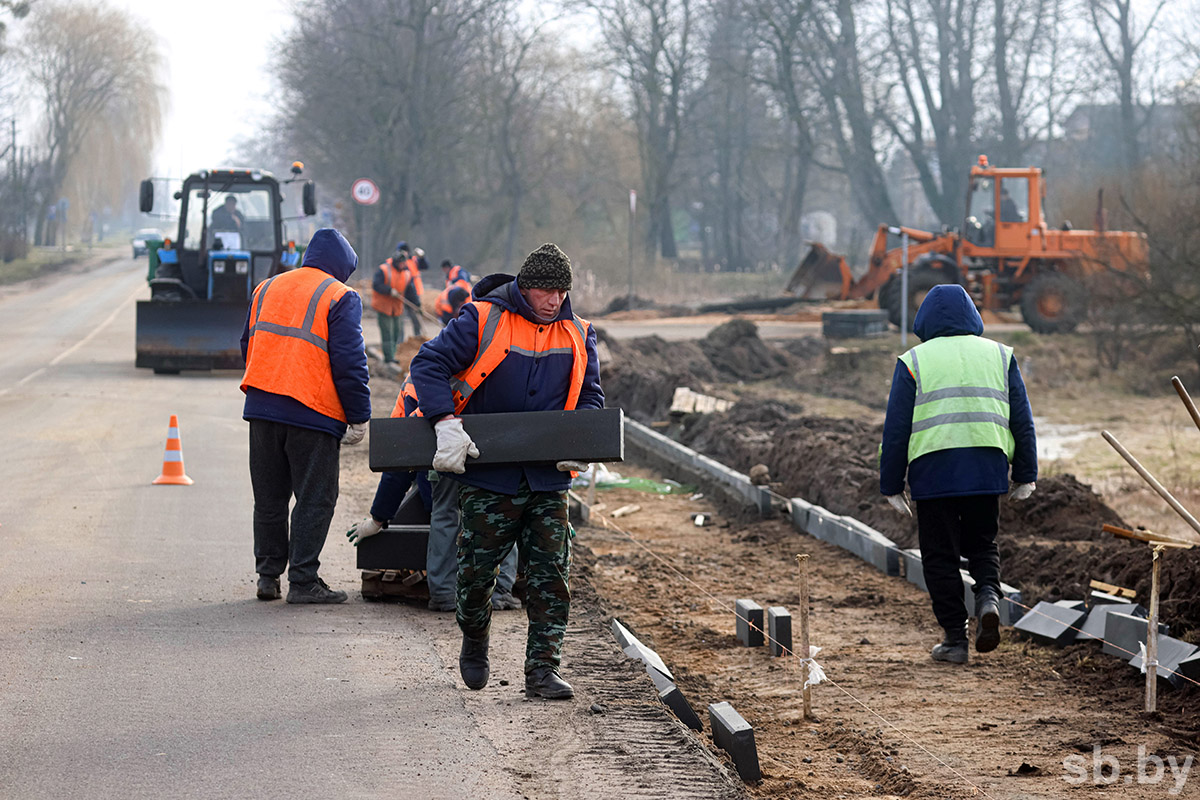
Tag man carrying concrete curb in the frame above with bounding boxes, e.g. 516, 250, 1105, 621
880, 284, 1037, 663
407, 242, 604, 699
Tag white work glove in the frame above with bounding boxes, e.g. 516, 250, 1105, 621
342, 422, 367, 446
390, 288, 402, 298
1010, 482, 1036, 501
557, 460, 589, 473
414, 247, 425, 257
886, 494, 912, 516
346, 515, 384, 546
433, 417, 479, 473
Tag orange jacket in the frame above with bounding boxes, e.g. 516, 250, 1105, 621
434, 277, 472, 316
241, 266, 353, 422
405, 256, 424, 296
371, 259, 413, 316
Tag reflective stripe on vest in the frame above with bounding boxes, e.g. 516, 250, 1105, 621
371, 260, 410, 316
241, 267, 351, 422
447, 301, 589, 414
898, 335, 1015, 463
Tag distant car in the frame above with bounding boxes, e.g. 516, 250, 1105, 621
131, 228, 161, 258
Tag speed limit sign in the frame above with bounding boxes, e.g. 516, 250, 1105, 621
351, 178, 380, 206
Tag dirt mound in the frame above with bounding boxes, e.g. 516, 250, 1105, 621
697, 319, 797, 381
599, 330, 721, 422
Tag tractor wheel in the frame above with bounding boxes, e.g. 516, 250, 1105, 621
884, 268, 960, 330
1020, 272, 1086, 333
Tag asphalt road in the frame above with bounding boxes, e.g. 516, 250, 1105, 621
0, 253, 742, 800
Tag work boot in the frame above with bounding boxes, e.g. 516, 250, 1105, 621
931, 626, 969, 664
256, 575, 281, 601
525, 666, 574, 699
286, 577, 348, 604
976, 589, 1002, 653
459, 635, 490, 690
491, 591, 522, 611
428, 596, 456, 613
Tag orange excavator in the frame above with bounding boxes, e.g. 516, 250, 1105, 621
788, 156, 1149, 332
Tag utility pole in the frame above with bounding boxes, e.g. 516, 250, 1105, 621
628, 190, 636, 305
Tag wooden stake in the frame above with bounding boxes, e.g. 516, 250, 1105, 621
1171, 376, 1200, 435
1146, 544, 1164, 712
1102, 431, 1200, 538
796, 554, 812, 720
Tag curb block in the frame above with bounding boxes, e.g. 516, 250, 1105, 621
708, 702, 761, 783
767, 606, 792, 657
1013, 601, 1086, 646
736, 599, 764, 647
1129, 636, 1199, 688
611, 619, 674, 692
1073, 602, 1144, 642
660, 684, 704, 731
1102, 612, 1168, 659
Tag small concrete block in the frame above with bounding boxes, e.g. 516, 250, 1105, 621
902, 549, 927, 592
708, 702, 761, 783
660, 683, 703, 731
1179, 651, 1200, 683
1103, 612, 1151, 659
789, 497, 814, 531
1088, 589, 1127, 607
736, 599, 764, 647
1013, 601, 1086, 646
767, 606, 792, 657
1129, 636, 1199, 688
1075, 602, 1143, 641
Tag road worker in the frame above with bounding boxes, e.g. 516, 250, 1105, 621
881, 284, 1037, 663
345, 373, 523, 612
395, 241, 427, 337
372, 245, 419, 363
240, 228, 371, 604
434, 260, 473, 324
408, 243, 604, 699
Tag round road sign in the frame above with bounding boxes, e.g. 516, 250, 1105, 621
352, 178, 380, 206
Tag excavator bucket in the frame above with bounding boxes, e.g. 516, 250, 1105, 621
786, 242, 849, 297
135, 300, 248, 373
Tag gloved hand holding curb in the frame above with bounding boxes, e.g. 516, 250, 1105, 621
1009, 482, 1036, 501
886, 494, 912, 516
433, 417, 479, 473
556, 460, 589, 473
346, 516, 384, 546
342, 422, 367, 446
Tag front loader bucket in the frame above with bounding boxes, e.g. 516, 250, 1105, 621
786, 242, 849, 298
136, 300, 248, 372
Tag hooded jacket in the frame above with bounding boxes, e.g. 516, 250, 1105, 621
240, 228, 371, 438
880, 284, 1037, 500
408, 273, 604, 494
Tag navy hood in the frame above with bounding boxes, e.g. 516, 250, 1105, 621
913, 284, 984, 340
471, 273, 574, 323
302, 228, 358, 282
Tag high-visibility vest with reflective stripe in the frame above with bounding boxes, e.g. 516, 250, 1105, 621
391, 374, 418, 418
371, 259, 412, 316
241, 267, 352, 422
446, 264, 468, 284
898, 335, 1015, 463
427, 301, 589, 416
434, 278, 472, 316
405, 256, 424, 295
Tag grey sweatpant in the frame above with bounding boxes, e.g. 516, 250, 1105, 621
249, 420, 340, 586
428, 471, 516, 603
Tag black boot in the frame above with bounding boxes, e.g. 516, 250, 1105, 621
931, 626, 969, 664
976, 588, 1002, 653
525, 666, 574, 699
459, 634, 490, 690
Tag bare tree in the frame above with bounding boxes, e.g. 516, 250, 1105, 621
1084, 0, 1168, 170
579, 0, 697, 260
22, 1, 162, 246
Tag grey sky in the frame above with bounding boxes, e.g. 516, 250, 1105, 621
112, 0, 290, 178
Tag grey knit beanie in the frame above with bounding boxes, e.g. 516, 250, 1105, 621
516, 243, 572, 291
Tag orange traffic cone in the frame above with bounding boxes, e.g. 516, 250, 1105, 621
153, 414, 194, 485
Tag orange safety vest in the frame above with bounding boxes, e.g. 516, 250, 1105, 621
371, 259, 412, 316
434, 277, 472, 316
405, 256, 424, 296
395, 301, 590, 418
446, 264, 467, 284
241, 267, 352, 422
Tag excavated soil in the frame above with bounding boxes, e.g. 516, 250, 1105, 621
600, 319, 1200, 641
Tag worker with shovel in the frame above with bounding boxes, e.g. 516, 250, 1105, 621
880, 284, 1038, 663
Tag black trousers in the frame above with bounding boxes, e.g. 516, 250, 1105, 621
249, 420, 341, 586
915, 495, 1002, 632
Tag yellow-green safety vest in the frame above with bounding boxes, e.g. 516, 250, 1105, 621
898, 335, 1016, 463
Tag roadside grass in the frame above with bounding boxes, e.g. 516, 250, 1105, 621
0, 242, 128, 285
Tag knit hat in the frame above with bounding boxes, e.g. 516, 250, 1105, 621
517, 243, 572, 291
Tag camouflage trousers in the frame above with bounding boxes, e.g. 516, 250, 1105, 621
456, 478, 572, 674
